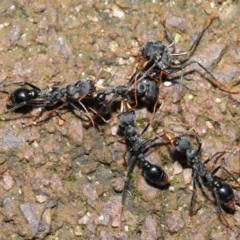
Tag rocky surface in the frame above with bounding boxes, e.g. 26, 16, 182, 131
0, 0, 239, 239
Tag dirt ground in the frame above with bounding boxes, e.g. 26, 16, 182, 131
0, 0, 239, 239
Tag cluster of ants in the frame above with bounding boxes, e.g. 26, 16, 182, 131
0, 15, 239, 234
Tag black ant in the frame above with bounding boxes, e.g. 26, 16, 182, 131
92, 75, 162, 123
0, 79, 96, 125
166, 131, 239, 233
116, 107, 169, 224
131, 14, 240, 94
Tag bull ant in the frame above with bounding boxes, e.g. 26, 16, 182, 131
116, 105, 169, 227
166, 130, 240, 233
131, 14, 240, 95
0, 79, 96, 126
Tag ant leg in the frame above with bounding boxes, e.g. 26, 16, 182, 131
119, 155, 138, 229
107, 137, 126, 147
89, 107, 123, 124
192, 130, 202, 155
4, 101, 29, 112
213, 187, 236, 233
211, 165, 240, 186
169, 59, 240, 94
130, 74, 139, 110
162, 13, 218, 60
161, 12, 176, 52
149, 94, 168, 127
189, 175, 197, 216
20, 81, 42, 91
71, 102, 95, 127
121, 156, 137, 206
23, 106, 51, 127
88, 107, 109, 123
186, 15, 219, 60
202, 150, 240, 185
5, 99, 47, 113
2, 81, 42, 91
153, 129, 181, 146
185, 60, 239, 94
91, 98, 133, 124
203, 151, 227, 165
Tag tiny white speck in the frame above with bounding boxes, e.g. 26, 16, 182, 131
205, 121, 214, 129
210, 2, 215, 8
164, 81, 172, 87
111, 126, 118, 136
33, 141, 39, 147
112, 7, 125, 19
75, 6, 81, 12
189, 185, 193, 191
188, 94, 194, 100
96, 79, 104, 85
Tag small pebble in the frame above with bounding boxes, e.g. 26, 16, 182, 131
74, 226, 83, 236
78, 214, 89, 225
112, 219, 120, 227
205, 121, 214, 129
36, 195, 48, 203
2, 173, 15, 191
163, 81, 172, 87
188, 94, 194, 100
112, 6, 125, 19
183, 168, 192, 184
112, 177, 124, 192
109, 41, 118, 52
173, 161, 183, 175
58, 119, 64, 126
111, 126, 118, 136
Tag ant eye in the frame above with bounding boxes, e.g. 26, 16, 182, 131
174, 140, 179, 146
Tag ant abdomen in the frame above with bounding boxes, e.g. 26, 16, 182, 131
213, 178, 235, 212
9, 88, 38, 105
140, 160, 169, 186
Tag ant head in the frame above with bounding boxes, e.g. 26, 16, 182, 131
173, 135, 191, 154
81, 79, 95, 94
118, 110, 136, 131
141, 41, 166, 61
